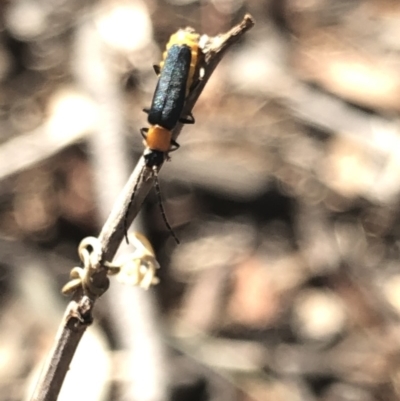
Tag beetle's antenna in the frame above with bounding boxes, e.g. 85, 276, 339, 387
153, 167, 180, 244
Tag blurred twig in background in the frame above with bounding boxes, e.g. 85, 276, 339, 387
72, 4, 169, 400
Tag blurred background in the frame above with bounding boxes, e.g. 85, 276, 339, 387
2, 0, 400, 400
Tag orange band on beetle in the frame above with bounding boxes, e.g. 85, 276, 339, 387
145, 125, 172, 152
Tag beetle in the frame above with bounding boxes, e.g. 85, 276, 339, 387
124, 28, 204, 244
142, 28, 203, 168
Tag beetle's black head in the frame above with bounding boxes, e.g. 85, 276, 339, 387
144, 149, 165, 168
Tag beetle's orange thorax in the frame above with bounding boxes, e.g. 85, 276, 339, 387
145, 125, 172, 152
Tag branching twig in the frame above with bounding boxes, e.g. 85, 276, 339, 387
30, 15, 255, 401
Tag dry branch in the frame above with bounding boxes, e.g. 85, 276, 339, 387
30, 14, 255, 401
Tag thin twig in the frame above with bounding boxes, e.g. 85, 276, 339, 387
30, 15, 255, 401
